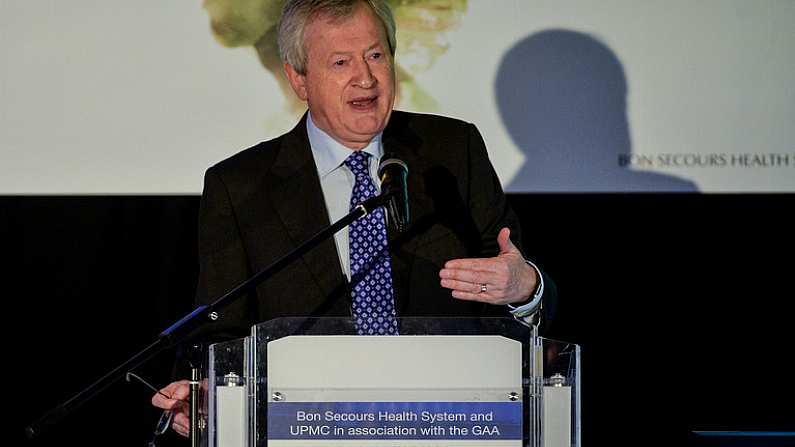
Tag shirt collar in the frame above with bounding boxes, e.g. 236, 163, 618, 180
307, 112, 383, 178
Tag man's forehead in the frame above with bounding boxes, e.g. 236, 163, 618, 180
306, 5, 384, 38
307, 2, 371, 25
304, 7, 388, 54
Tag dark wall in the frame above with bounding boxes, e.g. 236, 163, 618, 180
514, 194, 795, 445
6, 197, 200, 447
5, 194, 794, 446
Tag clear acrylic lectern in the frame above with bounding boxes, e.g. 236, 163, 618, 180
198, 317, 580, 447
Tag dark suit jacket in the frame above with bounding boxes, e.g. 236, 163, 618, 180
192, 111, 555, 340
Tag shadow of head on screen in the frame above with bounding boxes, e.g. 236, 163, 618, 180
496, 29, 698, 192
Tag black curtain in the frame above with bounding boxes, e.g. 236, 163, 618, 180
6, 194, 794, 446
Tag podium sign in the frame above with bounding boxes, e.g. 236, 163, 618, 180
200, 318, 579, 447
267, 335, 523, 446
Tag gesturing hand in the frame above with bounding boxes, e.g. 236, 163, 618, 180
439, 228, 538, 305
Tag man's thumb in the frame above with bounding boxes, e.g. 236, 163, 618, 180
497, 227, 518, 255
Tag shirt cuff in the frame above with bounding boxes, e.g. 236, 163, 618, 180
508, 259, 544, 322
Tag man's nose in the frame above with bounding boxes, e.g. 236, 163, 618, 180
353, 59, 376, 88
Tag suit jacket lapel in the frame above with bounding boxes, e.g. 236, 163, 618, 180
268, 115, 348, 312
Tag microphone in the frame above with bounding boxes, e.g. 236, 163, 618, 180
378, 155, 409, 232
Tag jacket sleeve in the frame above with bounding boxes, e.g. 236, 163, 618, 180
191, 167, 259, 343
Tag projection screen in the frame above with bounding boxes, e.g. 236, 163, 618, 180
1, 0, 793, 193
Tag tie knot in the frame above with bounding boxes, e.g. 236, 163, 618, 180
344, 151, 371, 177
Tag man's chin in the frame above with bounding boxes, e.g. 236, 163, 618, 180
346, 118, 387, 138
333, 130, 383, 149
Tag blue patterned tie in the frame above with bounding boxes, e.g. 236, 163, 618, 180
344, 151, 399, 335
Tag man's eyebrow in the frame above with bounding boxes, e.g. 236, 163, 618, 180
329, 42, 384, 57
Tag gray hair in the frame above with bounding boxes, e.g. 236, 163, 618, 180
278, 0, 397, 75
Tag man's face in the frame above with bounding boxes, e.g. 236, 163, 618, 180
285, 4, 396, 149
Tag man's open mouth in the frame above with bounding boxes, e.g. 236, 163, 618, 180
349, 96, 378, 109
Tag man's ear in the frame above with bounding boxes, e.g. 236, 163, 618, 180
284, 63, 308, 101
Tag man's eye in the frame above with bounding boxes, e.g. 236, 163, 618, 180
334, 60, 345, 66
371, 52, 382, 60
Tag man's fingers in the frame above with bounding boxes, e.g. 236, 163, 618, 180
152, 380, 190, 410
441, 278, 504, 294
173, 411, 190, 437
172, 421, 190, 438
152, 396, 182, 410
439, 267, 495, 285
150, 380, 193, 437
451, 290, 499, 303
152, 394, 180, 410
165, 381, 191, 400
443, 257, 498, 272
440, 259, 512, 293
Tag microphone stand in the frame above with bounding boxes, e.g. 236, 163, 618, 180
25, 193, 393, 440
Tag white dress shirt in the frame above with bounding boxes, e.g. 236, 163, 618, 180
306, 112, 383, 280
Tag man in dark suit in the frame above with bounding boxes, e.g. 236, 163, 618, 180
153, 0, 555, 437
